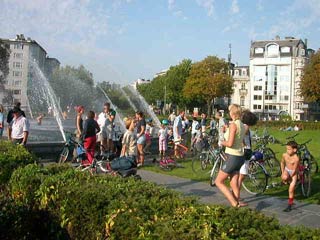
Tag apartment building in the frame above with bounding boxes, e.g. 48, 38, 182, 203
0, 34, 60, 112
249, 36, 315, 120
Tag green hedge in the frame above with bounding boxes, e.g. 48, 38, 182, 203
0, 141, 35, 186
5, 164, 320, 239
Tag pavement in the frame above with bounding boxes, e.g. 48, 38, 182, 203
137, 157, 320, 229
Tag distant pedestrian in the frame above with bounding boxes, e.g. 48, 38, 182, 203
215, 111, 227, 146
158, 120, 168, 160
135, 111, 146, 167
168, 111, 176, 126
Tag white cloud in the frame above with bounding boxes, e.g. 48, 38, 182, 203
230, 0, 239, 14
168, 0, 175, 11
196, 0, 215, 17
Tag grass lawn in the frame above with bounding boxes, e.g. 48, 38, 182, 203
145, 128, 320, 204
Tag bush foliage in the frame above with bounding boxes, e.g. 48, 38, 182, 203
4, 164, 320, 239
0, 141, 35, 185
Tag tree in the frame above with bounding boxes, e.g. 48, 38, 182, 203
301, 50, 320, 102
0, 40, 10, 84
183, 56, 233, 115
165, 59, 192, 109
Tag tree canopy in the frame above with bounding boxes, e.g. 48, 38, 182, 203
0, 40, 10, 85
183, 56, 233, 115
301, 50, 320, 102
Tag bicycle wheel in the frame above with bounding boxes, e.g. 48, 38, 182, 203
264, 155, 281, 177
310, 155, 319, 174
210, 158, 221, 187
58, 147, 69, 164
242, 161, 268, 195
301, 169, 311, 197
192, 152, 208, 174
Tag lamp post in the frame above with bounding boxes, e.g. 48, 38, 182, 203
163, 85, 166, 115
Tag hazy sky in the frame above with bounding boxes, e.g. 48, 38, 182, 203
1, 0, 319, 85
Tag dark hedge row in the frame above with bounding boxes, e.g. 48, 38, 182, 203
2, 163, 319, 240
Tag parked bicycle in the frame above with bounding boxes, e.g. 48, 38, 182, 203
241, 151, 270, 195
252, 135, 281, 177
58, 132, 80, 163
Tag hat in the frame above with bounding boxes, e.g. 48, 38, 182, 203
12, 107, 21, 113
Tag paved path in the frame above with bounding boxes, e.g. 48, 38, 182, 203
137, 168, 320, 229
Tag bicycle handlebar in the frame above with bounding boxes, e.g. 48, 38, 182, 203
299, 139, 312, 146
286, 133, 299, 140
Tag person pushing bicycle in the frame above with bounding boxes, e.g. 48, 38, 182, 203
281, 141, 300, 212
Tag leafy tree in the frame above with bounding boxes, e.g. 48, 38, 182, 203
183, 56, 233, 115
165, 59, 192, 109
301, 50, 320, 102
0, 40, 10, 85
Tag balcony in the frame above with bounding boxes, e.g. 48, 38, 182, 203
239, 89, 248, 95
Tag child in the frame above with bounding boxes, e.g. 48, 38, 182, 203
281, 141, 300, 212
158, 120, 168, 160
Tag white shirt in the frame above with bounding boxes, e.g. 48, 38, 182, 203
11, 115, 29, 139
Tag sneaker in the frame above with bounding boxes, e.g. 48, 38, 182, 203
283, 205, 292, 212
137, 163, 143, 168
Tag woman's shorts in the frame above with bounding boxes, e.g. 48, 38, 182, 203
137, 134, 146, 145
221, 153, 245, 174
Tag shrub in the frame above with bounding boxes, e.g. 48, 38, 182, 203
6, 164, 320, 239
0, 141, 35, 185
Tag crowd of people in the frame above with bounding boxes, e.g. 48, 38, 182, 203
0, 101, 300, 212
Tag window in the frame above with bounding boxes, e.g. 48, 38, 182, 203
235, 70, 239, 76
13, 62, 22, 68
13, 90, 21, 95
267, 44, 279, 57
300, 49, 305, 56
254, 85, 262, 91
281, 47, 290, 53
240, 97, 245, 106
255, 48, 263, 54
253, 105, 258, 110
12, 71, 22, 77
242, 70, 246, 76
241, 83, 246, 90
14, 80, 22, 86
254, 95, 262, 100
13, 53, 23, 59
13, 43, 23, 49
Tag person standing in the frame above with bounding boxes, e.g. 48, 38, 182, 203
173, 110, 185, 158
135, 111, 146, 167
8, 107, 29, 146
215, 111, 227, 146
168, 111, 176, 126
75, 106, 84, 138
215, 104, 245, 207
6, 102, 25, 140
97, 102, 116, 153
0, 104, 4, 138
82, 111, 100, 165
200, 113, 207, 135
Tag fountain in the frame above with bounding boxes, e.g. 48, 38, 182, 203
28, 60, 66, 141
119, 87, 137, 112
126, 85, 161, 128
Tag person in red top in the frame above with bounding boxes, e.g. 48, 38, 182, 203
82, 111, 100, 165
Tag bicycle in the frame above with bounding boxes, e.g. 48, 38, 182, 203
241, 151, 269, 195
58, 132, 80, 163
252, 135, 281, 177
298, 158, 311, 197
209, 147, 228, 187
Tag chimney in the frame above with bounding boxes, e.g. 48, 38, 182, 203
304, 38, 308, 48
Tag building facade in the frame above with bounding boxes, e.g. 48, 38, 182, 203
249, 36, 314, 120
230, 66, 250, 109
0, 34, 60, 112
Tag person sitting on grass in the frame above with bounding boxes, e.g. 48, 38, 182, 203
281, 141, 300, 212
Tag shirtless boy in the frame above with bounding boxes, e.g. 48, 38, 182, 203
280, 141, 300, 212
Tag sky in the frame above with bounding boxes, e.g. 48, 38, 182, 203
0, 0, 320, 85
